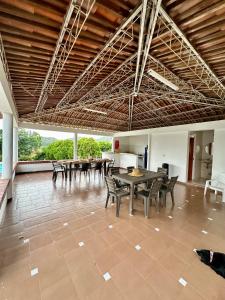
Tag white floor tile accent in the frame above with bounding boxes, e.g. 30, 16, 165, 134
31, 268, 39, 277
63, 222, 68, 226
23, 238, 30, 244
208, 217, 213, 221
90, 212, 95, 215
155, 228, 160, 232
78, 241, 85, 247
135, 244, 141, 251
168, 215, 173, 219
108, 225, 113, 229
201, 230, 208, 235
178, 277, 187, 286
103, 272, 111, 281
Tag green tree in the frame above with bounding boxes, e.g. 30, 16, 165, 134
78, 137, 101, 158
18, 129, 42, 161
44, 139, 73, 160
98, 141, 112, 152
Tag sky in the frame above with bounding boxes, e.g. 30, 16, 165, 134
0, 119, 111, 140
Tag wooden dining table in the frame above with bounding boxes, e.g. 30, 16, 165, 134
58, 158, 112, 181
112, 170, 166, 215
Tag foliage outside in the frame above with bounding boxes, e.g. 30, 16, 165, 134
0, 129, 112, 161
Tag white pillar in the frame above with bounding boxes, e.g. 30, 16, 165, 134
2, 113, 13, 199
13, 127, 18, 164
73, 132, 78, 160
147, 133, 151, 170
112, 137, 115, 152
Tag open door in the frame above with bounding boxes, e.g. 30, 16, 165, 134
188, 137, 195, 181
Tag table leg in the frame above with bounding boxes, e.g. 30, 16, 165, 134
129, 184, 134, 215
64, 165, 68, 180
69, 162, 72, 181
103, 161, 107, 176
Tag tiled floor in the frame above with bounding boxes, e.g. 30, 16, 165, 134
0, 172, 225, 300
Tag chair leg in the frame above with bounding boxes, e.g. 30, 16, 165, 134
144, 197, 150, 218
144, 197, 147, 217
154, 197, 159, 212
163, 192, 166, 206
170, 191, 174, 205
116, 197, 120, 217
105, 193, 110, 208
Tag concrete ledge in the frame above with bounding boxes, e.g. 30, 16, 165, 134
0, 179, 10, 224
16, 161, 54, 173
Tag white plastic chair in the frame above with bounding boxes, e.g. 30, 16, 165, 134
204, 173, 225, 202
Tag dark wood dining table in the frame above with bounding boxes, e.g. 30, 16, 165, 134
59, 158, 112, 181
112, 170, 166, 215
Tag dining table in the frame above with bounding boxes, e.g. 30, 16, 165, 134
112, 170, 166, 215
59, 158, 112, 181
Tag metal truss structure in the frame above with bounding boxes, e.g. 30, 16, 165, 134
155, 6, 225, 99
56, 4, 142, 108
0, 33, 11, 85
134, 0, 162, 93
35, 0, 96, 112
1, 1, 225, 132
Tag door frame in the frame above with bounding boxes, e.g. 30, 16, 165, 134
188, 135, 196, 181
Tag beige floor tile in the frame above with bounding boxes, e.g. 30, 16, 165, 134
50, 226, 72, 241
1, 172, 225, 300
30, 232, 53, 251
87, 280, 125, 300
95, 247, 121, 273
72, 226, 96, 244
55, 235, 78, 255
146, 262, 183, 300
41, 276, 79, 300
71, 264, 103, 299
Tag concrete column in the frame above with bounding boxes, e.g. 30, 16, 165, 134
73, 132, 78, 160
147, 133, 151, 170
13, 127, 18, 164
111, 137, 115, 152
2, 113, 13, 199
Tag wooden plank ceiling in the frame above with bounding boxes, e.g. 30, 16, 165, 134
1, 0, 225, 132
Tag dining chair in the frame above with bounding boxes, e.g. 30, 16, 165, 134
136, 179, 162, 218
52, 162, 65, 181
159, 176, 178, 206
94, 161, 103, 176
107, 160, 114, 175
79, 162, 91, 177
109, 167, 130, 190
127, 166, 135, 173
105, 176, 130, 217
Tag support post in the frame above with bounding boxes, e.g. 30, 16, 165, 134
147, 133, 151, 170
112, 137, 115, 153
2, 113, 13, 199
73, 132, 78, 160
13, 127, 18, 165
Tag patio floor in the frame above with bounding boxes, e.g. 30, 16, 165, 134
0, 172, 225, 300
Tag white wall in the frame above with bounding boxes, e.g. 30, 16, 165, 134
212, 129, 225, 178
114, 137, 129, 153
150, 131, 189, 182
128, 135, 148, 154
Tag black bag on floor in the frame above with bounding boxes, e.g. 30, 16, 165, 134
196, 249, 225, 279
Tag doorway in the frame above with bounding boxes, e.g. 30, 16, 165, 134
188, 130, 214, 185
188, 137, 195, 181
